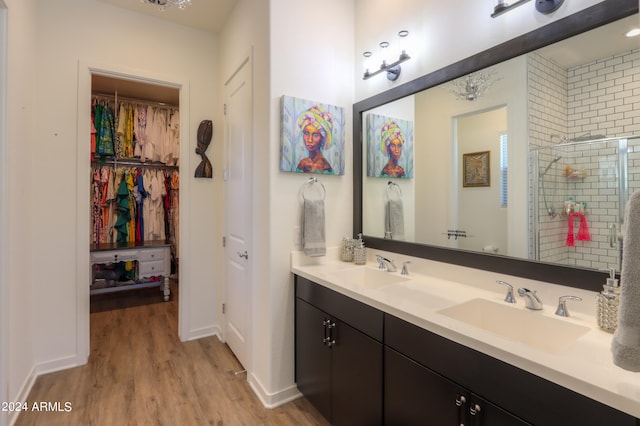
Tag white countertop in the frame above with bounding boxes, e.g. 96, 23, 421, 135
291, 248, 640, 418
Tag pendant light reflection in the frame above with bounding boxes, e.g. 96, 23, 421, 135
143, 0, 192, 12
447, 68, 502, 101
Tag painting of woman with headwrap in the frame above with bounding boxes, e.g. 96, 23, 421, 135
280, 95, 345, 175
366, 114, 414, 178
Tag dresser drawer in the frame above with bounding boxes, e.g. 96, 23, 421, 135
138, 248, 167, 262
139, 260, 167, 278
91, 250, 139, 264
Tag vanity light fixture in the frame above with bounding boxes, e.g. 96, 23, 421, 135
144, 0, 191, 11
363, 31, 411, 81
491, 0, 531, 18
447, 68, 502, 101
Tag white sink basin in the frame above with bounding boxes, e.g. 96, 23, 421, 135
328, 267, 410, 289
438, 298, 590, 353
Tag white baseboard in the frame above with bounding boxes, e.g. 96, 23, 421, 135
34, 354, 82, 376
8, 364, 36, 426
247, 372, 302, 409
8, 354, 83, 425
184, 324, 219, 341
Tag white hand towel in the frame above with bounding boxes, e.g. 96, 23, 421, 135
611, 190, 640, 372
385, 198, 405, 241
303, 198, 326, 257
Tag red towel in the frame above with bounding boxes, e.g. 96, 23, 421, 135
566, 212, 591, 246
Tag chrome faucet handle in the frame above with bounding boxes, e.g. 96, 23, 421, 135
517, 287, 544, 310
401, 261, 412, 275
555, 295, 582, 317
375, 255, 397, 272
496, 280, 516, 303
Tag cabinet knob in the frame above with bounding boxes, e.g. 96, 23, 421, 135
469, 403, 481, 416
455, 395, 466, 407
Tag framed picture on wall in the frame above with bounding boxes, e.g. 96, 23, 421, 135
463, 150, 490, 187
279, 95, 345, 175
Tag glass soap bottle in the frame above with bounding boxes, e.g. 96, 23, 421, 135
596, 268, 620, 333
354, 234, 367, 265
340, 236, 355, 262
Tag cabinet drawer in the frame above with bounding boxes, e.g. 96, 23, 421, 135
295, 275, 383, 342
138, 248, 166, 262
139, 260, 167, 277
91, 250, 139, 264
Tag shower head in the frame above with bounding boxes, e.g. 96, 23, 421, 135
540, 156, 562, 177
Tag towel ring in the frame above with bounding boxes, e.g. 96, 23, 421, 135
386, 181, 402, 200
302, 177, 326, 201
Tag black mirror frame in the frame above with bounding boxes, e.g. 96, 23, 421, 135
353, 0, 638, 291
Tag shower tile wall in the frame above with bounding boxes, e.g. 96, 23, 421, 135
528, 52, 569, 265
528, 48, 640, 270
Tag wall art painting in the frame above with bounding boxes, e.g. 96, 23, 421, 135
463, 150, 491, 187
366, 113, 414, 178
280, 95, 345, 175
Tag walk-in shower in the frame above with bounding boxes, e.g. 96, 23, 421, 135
531, 135, 640, 272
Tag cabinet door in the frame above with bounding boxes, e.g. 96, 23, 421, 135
385, 346, 464, 425
466, 393, 531, 426
385, 347, 529, 426
332, 320, 383, 426
295, 298, 331, 420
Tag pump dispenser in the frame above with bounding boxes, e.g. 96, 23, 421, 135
597, 268, 620, 333
354, 233, 367, 265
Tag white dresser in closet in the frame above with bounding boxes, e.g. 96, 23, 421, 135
90, 242, 171, 301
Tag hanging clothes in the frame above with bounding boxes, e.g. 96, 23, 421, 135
97, 101, 115, 156
114, 175, 130, 243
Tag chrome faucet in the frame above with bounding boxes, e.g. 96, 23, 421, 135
555, 295, 582, 317
401, 261, 411, 275
376, 255, 397, 272
517, 288, 543, 310
496, 280, 516, 303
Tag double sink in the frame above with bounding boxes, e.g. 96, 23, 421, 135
327, 265, 590, 354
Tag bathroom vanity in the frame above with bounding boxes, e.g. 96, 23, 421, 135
292, 251, 640, 426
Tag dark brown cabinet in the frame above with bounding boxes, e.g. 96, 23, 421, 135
294, 275, 639, 426
385, 313, 638, 426
295, 276, 383, 425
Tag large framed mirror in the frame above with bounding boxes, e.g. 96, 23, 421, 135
353, 0, 639, 291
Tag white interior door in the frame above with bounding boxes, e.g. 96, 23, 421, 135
223, 54, 253, 370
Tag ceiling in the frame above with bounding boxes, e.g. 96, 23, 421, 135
97, 0, 237, 34
538, 14, 640, 68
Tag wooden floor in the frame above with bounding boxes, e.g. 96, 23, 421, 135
15, 283, 329, 426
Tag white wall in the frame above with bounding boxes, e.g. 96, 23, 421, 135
4, 0, 221, 406
268, 0, 354, 403
3, 1, 37, 424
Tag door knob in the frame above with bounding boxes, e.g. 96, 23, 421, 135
237, 251, 248, 259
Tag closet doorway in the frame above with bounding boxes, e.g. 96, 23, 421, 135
88, 74, 181, 332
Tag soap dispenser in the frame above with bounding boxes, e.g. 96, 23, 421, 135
354, 234, 367, 265
596, 268, 620, 333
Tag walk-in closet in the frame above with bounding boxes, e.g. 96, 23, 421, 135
89, 74, 180, 312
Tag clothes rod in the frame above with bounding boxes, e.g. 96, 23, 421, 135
92, 92, 178, 108
92, 158, 179, 170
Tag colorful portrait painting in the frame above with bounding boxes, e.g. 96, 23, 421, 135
366, 114, 414, 178
280, 95, 345, 175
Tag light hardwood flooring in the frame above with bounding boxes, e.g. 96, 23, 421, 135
15, 283, 329, 426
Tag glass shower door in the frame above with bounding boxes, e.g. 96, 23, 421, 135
532, 136, 640, 272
